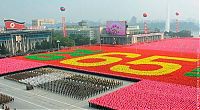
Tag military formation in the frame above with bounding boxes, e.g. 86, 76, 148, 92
38, 74, 123, 100
0, 93, 14, 105
5, 68, 123, 100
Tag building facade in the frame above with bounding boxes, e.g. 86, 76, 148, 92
100, 33, 164, 45
67, 26, 95, 39
67, 21, 97, 40
0, 30, 52, 54
99, 25, 142, 44
99, 25, 163, 45
32, 19, 55, 26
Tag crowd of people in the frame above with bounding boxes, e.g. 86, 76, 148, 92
20, 72, 72, 86
88, 102, 112, 110
0, 93, 14, 105
5, 68, 60, 81
5, 67, 123, 100
38, 74, 123, 100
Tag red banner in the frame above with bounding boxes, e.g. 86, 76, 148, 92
4, 20, 26, 30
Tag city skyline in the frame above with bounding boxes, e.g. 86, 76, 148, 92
0, 0, 199, 25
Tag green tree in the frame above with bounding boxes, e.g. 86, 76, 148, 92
91, 38, 97, 44
164, 30, 192, 37
41, 40, 52, 49
177, 30, 192, 37
35, 41, 52, 50
52, 35, 74, 47
52, 31, 96, 47
0, 44, 9, 55
69, 34, 90, 46
35, 42, 41, 50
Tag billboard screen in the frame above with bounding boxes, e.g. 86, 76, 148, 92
106, 21, 126, 36
4, 19, 26, 30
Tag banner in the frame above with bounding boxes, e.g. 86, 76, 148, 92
4, 19, 26, 30
106, 21, 127, 36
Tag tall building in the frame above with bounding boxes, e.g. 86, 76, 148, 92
78, 20, 87, 26
165, 3, 170, 32
129, 16, 137, 25
32, 19, 55, 26
67, 21, 96, 40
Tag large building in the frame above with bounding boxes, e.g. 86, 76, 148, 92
60, 20, 163, 45
99, 21, 163, 45
100, 33, 163, 45
67, 20, 141, 43
67, 20, 97, 40
32, 19, 55, 26
0, 30, 52, 54
129, 16, 137, 25
100, 29, 164, 45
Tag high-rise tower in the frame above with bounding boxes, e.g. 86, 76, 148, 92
60, 7, 67, 37
165, 2, 170, 32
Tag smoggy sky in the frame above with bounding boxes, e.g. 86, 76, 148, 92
0, 0, 199, 24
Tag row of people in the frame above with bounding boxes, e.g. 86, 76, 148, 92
0, 93, 14, 105
37, 75, 123, 100
67, 74, 123, 87
88, 102, 112, 110
20, 72, 72, 86
5, 68, 50, 81
5, 68, 69, 81
1, 104, 11, 110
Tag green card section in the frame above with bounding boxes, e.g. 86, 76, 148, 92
192, 67, 200, 72
25, 54, 66, 61
25, 49, 102, 61
53, 49, 102, 57
185, 72, 200, 77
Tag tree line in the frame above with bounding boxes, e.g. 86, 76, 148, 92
0, 44, 9, 55
164, 30, 192, 37
35, 31, 97, 50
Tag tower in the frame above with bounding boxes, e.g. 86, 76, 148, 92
175, 12, 180, 33
60, 7, 67, 37
143, 13, 148, 34
62, 16, 67, 37
165, 2, 170, 32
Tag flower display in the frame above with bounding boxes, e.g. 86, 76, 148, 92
25, 54, 66, 61
10, 38, 199, 87
89, 80, 197, 110
128, 38, 200, 54
0, 58, 47, 75
184, 67, 200, 77
4, 38, 199, 109
53, 49, 102, 57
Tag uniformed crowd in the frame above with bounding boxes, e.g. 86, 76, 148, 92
5, 68, 63, 81
38, 74, 123, 100
89, 102, 112, 110
20, 72, 72, 86
0, 93, 14, 105
5, 68, 123, 100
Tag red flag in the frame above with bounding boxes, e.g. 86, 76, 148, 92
4, 19, 26, 30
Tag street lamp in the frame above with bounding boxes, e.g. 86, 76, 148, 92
56, 40, 60, 50
89, 37, 92, 46
100, 38, 103, 50
126, 35, 128, 45
73, 40, 75, 47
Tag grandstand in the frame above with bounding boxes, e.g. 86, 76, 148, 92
0, 37, 199, 109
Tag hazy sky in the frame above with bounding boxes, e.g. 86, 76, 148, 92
0, 0, 199, 24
